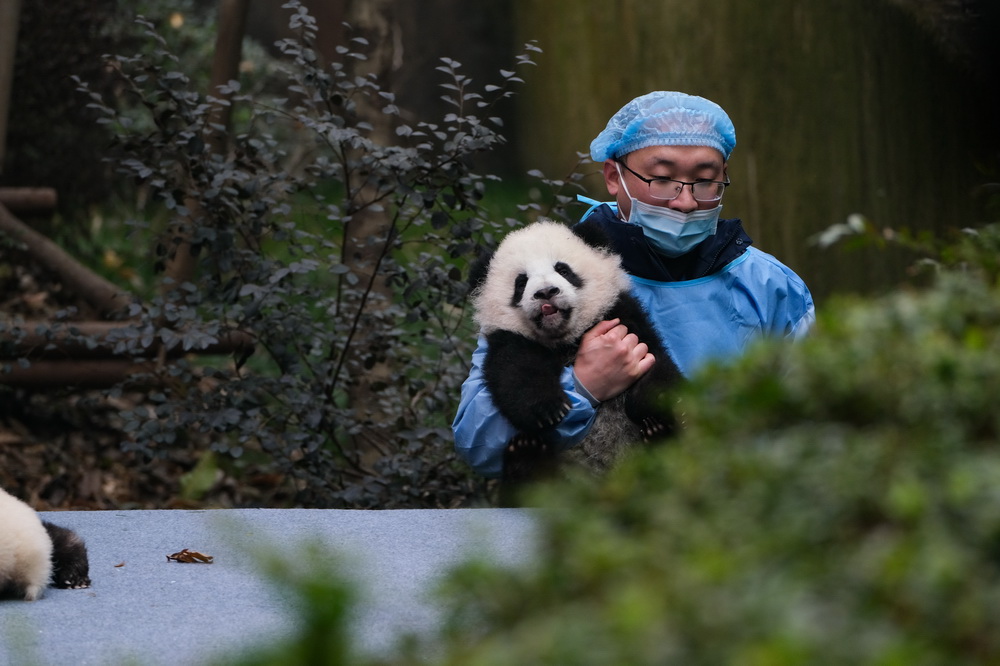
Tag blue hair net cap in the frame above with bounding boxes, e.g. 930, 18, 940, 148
590, 91, 736, 162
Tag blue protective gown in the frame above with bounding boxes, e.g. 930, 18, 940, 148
452, 202, 816, 478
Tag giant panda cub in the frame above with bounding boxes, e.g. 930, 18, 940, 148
470, 218, 683, 490
0, 486, 91, 600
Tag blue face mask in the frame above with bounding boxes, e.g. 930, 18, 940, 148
617, 164, 721, 257
626, 199, 722, 257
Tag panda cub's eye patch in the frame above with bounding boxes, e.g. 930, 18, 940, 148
554, 262, 583, 288
511, 273, 528, 306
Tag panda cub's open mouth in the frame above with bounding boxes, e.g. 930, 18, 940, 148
510, 263, 580, 340
532, 299, 573, 336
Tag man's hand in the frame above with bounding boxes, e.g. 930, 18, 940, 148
573, 318, 655, 402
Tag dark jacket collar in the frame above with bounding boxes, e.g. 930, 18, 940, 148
579, 203, 753, 282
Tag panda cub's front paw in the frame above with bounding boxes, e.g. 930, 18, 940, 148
529, 396, 571, 430
502, 393, 570, 432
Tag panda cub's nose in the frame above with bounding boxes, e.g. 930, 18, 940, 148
534, 286, 560, 300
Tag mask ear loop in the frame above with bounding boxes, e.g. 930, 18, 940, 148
614, 162, 636, 223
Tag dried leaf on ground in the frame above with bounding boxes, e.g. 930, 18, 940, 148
166, 548, 214, 564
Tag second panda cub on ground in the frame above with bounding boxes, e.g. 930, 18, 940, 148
470, 219, 683, 488
0, 486, 91, 600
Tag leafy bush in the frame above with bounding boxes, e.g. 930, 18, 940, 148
49, 1, 552, 508
221, 223, 1000, 663
399, 225, 1000, 664
218, 541, 360, 666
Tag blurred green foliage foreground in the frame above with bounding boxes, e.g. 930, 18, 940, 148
228, 225, 1000, 665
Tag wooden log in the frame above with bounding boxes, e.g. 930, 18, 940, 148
0, 359, 159, 389
0, 202, 134, 317
0, 320, 255, 360
0, 187, 58, 213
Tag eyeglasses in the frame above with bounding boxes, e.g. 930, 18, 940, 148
616, 159, 730, 202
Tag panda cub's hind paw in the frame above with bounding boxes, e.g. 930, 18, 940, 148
502, 432, 558, 485
506, 432, 551, 455
640, 416, 671, 442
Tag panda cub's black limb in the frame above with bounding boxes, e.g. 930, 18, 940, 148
44, 521, 92, 590
470, 219, 683, 490
502, 433, 561, 491
0, 486, 91, 600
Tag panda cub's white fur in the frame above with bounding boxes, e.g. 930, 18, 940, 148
473, 221, 632, 345
0, 486, 53, 601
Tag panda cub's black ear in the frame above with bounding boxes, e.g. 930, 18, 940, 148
571, 218, 615, 252
468, 248, 495, 292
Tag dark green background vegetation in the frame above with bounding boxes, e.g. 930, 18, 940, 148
2, 1, 1000, 661
1, 0, 999, 512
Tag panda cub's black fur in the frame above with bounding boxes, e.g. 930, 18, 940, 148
0, 486, 91, 600
470, 218, 683, 492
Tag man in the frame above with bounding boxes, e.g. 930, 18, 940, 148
453, 91, 815, 478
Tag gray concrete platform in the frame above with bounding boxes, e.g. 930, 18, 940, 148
0, 508, 538, 665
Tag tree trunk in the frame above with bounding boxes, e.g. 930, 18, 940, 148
341, 0, 404, 462
0, 0, 20, 172
162, 0, 250, 294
